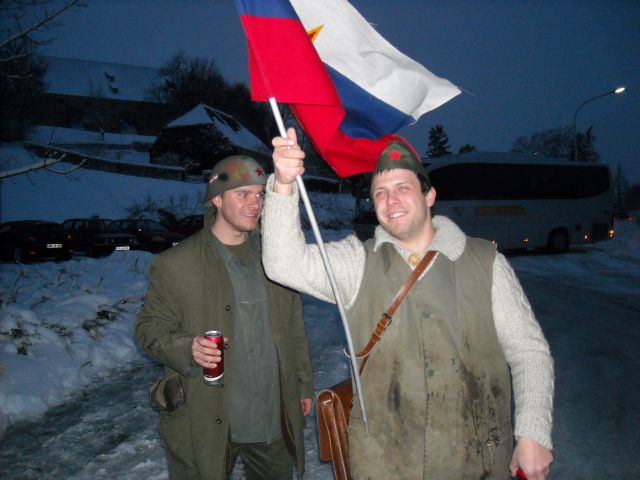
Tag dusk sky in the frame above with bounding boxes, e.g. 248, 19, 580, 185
43, 0, 640, 182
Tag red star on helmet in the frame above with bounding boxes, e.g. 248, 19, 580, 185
255, 167, 265, 177
389, 149, 402, 161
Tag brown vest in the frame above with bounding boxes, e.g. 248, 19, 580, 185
347, 237, 513, 479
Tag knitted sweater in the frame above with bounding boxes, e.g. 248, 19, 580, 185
261, 176, 554, 449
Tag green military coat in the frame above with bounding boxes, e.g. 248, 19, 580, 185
135, 214, 313, 479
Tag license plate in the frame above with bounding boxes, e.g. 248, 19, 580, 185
46, 243, 62, 249
115, 246, 130, 251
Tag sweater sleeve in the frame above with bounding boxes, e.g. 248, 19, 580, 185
261, 175, 366, 308
491, 253, 555, 450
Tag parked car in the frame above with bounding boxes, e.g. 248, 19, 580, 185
349, 173, 378, 241
301, 175, 344, 193
613, 208, 632, 222
171, 214, 204, 238
62, 217, 139, 257
351, 196, 378, 241
110, 218, 184, 253
0, 220, 73, 263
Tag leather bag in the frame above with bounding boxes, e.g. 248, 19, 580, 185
150, 373, 185, 412
315, 251, 436, 480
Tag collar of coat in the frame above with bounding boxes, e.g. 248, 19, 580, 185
203, 212, 262, 254
372, 215, 466, 262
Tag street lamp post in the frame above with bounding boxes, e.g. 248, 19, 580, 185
573, 86, 625, 161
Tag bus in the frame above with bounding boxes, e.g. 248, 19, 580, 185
351, 151, 614, 252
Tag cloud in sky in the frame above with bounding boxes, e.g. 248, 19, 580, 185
42, 0, 640, 182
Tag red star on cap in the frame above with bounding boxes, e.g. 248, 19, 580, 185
389, 149, 402, 161
255, 167, 265, 177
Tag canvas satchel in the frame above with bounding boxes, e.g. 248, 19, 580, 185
316, 251, 436, 480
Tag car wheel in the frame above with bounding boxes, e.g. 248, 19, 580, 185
13, 247, 25, 263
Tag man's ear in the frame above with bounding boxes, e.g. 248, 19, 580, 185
212, 195, 222, 208
426, 187, 436, 208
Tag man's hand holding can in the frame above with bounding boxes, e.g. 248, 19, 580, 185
191, 332, 227, 386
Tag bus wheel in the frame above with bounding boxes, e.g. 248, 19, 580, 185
547, 229, 569, 253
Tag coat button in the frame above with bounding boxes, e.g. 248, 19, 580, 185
216, 418, 222, 425
225, 305, 231, 311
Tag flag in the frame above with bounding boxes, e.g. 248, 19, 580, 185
234, 0, 460, 178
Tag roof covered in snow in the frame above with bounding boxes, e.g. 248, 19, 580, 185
43, 56, 159, 102
167, 103, 268, 153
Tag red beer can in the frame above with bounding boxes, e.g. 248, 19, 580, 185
203, 330, 224, 387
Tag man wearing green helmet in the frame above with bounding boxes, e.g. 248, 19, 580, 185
136, 155, 313, 479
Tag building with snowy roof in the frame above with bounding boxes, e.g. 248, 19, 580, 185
150, 103, 269, 175
30, 56, 176, 136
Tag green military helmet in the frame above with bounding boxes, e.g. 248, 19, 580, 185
203, 155, 267, 207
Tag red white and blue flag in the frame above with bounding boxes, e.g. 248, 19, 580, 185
234, 0, 460, 178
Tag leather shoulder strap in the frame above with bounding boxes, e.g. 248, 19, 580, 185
356, 250, 437, 370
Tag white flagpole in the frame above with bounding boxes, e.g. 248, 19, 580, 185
268, 97, 369, 434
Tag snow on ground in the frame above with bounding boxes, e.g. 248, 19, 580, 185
0, 252, 153, 431
26, 126, 157, 148
1, 143, 639, 478
0, 143, 353, 429
1, 144, 202, 222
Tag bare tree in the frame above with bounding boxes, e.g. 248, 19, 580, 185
1, 0, 86, 140
1, 126, 86, 179
1, 0, 85, 63
511, 125, 599, 162
147, 50, 227, 113
147, 50, 274, 144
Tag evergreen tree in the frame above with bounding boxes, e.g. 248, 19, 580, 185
574, 126, 599, 162
613, 164, 629, 211
426, 124, 451, 158
458, 144, 477, 154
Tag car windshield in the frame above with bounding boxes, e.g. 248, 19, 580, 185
104, 221, 121, 232
32, 223, 60, 233
86, 220, 107, 232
